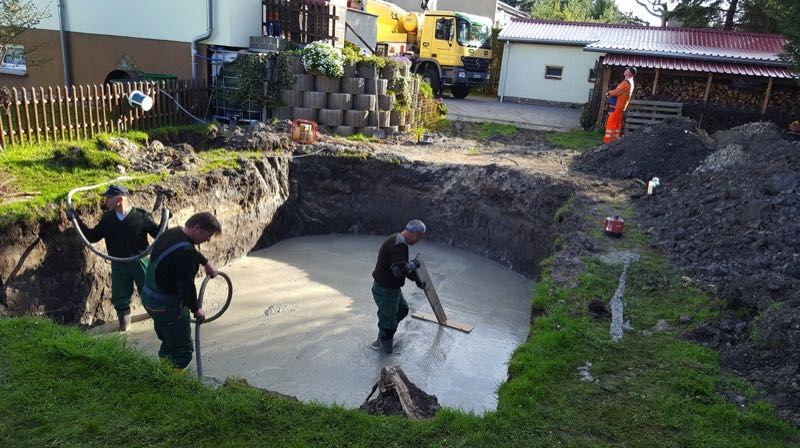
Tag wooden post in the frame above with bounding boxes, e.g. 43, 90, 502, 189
55, 86, 65, 141
31, 88, 41, 144
11, 87, 24, 144
47, 87, 56, 141
0, 105, 5, 149
86, 85, 95, 139
21, 88, 33, 144
702, 73, 713, 104
652, 69, 660, 96
595, 66, 612, 130
4, 91, 15, 146
761, 77, 773, 114
71, 85, 80, 140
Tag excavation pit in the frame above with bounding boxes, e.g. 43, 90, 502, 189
124, 234, 533, 413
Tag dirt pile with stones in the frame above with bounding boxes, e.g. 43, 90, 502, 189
630, 121, 800, 424
574, 116, 714, 182
103, 137, 201, 174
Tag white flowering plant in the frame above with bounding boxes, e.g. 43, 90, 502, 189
301, 41, 344, 78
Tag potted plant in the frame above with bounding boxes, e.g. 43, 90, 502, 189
301, 41, 344, 78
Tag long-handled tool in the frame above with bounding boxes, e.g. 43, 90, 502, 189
410, 255, 474, 333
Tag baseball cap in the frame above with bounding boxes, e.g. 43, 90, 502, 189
100, 184, 129, 197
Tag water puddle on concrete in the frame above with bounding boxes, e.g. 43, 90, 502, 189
124, 234, 533, 413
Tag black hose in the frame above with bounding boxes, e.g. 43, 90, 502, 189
192, 271, 233, 378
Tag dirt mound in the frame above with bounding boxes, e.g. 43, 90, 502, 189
633, 121, 800, 424
359, 366, 439, 419
217, 122, 293, 152
105, 137, 200, 174
574, 116, 714, 181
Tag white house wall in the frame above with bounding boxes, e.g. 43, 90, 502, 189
31, 0, 261, 47
499, 43, 599, 104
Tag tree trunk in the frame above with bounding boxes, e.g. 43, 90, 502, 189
724, 0, 739, 31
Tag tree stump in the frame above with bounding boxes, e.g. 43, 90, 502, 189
303, 91, 327, 109
360, 366, 440, 419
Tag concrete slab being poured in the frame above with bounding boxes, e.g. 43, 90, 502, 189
123, 234, 533, 413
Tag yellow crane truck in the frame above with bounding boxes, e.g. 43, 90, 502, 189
365, 0, 492, 99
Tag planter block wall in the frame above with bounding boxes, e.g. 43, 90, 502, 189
303, 91, 328, 109
315, 75, 342, 93
328, 93, 352, 110
271, 59, 421, 138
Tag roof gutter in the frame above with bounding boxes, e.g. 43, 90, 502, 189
191, 0, 214, 81
496, 37, 593, 46
583, 46, 789, 67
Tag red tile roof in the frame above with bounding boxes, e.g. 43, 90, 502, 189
498, 19, 787, 65
603, 54, 795, 79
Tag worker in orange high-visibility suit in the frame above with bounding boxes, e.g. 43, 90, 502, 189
604, 67, 636, 144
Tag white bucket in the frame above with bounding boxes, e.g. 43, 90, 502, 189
127, 90, 154, 111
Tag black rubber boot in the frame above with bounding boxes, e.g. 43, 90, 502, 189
381, 338, 393, 354
369, 337, 381, 351
118, 309, 131, 332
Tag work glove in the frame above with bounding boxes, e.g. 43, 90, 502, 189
415, 279, 427, 290
408, 259, 421, 271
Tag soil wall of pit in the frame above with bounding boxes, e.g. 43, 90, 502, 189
0, 156, 573, 325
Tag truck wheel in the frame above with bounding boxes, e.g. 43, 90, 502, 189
450, 86, 470, 99
421, 65, 441, 96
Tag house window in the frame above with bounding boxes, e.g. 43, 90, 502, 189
545, 65, 563, 80
0, 45, 26, 76
588, 68, 597, 82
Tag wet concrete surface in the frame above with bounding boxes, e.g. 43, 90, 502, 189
123, 234, 533, 413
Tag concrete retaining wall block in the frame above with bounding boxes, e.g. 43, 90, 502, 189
294, 74, 315, 92
318, 109, 344, 127
328, 93, 353, 110
280, 90, 304, 108
345, 110, 369, 127
335, 125, 355, 137
353, 94, 377, 111
341, 78, 365, 95
315, 75, 342, 93
273, 106, 293, 120
303, 91, 328, 109
390, 110, 406, 126
292, 107, 318, 122
378, 94, 395, 111
357, 126, 378, 137
381, 126, 398, 136
358, 63, 379, 79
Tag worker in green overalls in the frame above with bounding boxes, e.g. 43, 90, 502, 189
141, 212, 221, 370
369, 219, 427, 354
71, 185, 160, 331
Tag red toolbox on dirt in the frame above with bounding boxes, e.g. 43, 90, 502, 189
291, 119, 318, 144
604, 215, 625, 237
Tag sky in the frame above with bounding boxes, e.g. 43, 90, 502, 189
615, 0, 664, 26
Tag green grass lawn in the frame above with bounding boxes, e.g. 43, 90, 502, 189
0, 124, 242, 223
545, 129, 604, 152
1, 227, 797, 447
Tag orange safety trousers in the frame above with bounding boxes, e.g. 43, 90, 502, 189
604, 109, 624, 144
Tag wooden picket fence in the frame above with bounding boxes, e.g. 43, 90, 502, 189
0, 80, 208, 148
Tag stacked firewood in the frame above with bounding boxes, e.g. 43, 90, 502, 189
628, 75, 800, 109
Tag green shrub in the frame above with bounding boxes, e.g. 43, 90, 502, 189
360, 54, 386, 69
419, 80, 433, 99
342, 41, 362, 64
301, 41, 344, 78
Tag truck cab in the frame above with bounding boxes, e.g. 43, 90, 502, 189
364, 0, 492, 99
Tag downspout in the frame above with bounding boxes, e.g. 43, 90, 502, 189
499, 42, 510, 102
191, 0, 214, 81
58, 0, 72, 85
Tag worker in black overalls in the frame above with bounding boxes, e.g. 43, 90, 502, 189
142, 212, 221, 371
